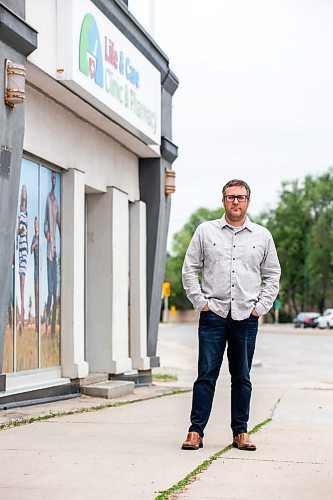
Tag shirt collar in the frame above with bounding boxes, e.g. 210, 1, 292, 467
219, 214, 254, 232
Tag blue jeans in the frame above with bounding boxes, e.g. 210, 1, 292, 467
189, 310, 258, 438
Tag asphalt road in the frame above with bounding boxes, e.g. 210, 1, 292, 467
155, 322, 333, 390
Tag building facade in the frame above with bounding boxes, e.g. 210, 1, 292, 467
0, 0, 178, 406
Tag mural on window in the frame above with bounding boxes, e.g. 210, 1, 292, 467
2, 159, 61, 372
40, 166, 61, 368
16, 159, 39, 370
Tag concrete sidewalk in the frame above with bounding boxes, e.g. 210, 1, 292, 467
0, 324, 332, 499
0, 378, 283, 500
177, 387, 333, 499
2, 376, 331, 499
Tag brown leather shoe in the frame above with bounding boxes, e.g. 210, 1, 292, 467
181, 431, 203, 450
233, 432, 256, 451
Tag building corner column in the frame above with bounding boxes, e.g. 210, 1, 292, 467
61, 168, 88, 379
129, 201, 150, 370
139, 68, 179, 370
86, 187, 132, 375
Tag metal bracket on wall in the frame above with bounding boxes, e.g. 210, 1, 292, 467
165, 167, 176, 195
0, 146, 12, 176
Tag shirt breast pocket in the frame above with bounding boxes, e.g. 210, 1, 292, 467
204, 243, 225, 264
245, 244, 265, 267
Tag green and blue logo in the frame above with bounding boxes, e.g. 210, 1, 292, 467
79, 13, 103, 88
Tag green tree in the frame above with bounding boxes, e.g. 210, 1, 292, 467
303, 170, 333, 311
262, 168, 333, 315
260, 179, 311, 315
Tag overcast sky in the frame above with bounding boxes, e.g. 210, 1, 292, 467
129, 0, 333, 248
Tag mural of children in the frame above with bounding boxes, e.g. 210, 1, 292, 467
18, 185, 28, 332
31, 217, 39, 333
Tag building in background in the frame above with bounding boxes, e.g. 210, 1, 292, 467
0, 0, 178, 406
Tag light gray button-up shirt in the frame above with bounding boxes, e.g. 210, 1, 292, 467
182, 215, 281, 320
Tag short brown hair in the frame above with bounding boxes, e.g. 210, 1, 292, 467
222, 179, 251, 198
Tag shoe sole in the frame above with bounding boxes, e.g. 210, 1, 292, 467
181, 442, 203, 450
232, 442, 256, 451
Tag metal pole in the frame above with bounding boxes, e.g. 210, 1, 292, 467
163, 296, 169, 323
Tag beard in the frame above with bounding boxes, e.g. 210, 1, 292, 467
225, 207, 245, 222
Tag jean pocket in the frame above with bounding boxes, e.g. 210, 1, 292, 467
200, 309, 218, 320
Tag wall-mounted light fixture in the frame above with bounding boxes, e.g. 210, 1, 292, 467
4, 60, 26, 108
165, 168, 176, 195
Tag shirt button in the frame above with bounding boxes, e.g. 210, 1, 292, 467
232, 270, 235, 273
232, 298, 234, 301
233, 245, 236, 248
233, 258, 235, 260
232, 284, 235, 287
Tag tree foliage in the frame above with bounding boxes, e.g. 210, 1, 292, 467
262, 169, 333, 316
165, 169, 333, 317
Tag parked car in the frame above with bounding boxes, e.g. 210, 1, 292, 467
303, 313, 321, 328
293, 312, 320, 328
316, 309, 333, 329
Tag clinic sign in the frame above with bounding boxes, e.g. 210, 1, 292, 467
56, 0, 161, 145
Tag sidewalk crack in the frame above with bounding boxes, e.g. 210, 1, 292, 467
155, 417, 272, 500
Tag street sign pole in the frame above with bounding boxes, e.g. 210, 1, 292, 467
274, 299, 281, 324
163, 296, 169, 323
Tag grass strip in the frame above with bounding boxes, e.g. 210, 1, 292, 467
153, 374, 178, 382
155, 417, 272, 500
0, 389, 190, 432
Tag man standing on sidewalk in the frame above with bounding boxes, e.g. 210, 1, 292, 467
181, 179, 280, 451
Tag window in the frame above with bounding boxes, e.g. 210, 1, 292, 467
2, 158, 61, 372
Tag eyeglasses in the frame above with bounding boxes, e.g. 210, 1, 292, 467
224, 195, 249, 203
